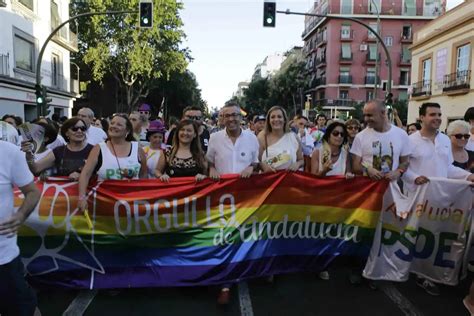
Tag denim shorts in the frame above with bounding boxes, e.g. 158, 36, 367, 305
0, 256, 37, 316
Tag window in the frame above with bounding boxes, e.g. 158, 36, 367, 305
51, 1, 60, 30
366, 90, 374, 101
456, 44, 470, 73
422, 58, 432, 82
339, 90, 349, 99
18, 0, 33, 10
403, 0, 416, 16
400, 70, 410, 85
402, 46, 411, 62
369, 44, 378, 60
341, 0, 352, 14
384, 36, 393, 47
14, 35, 34, 72
424, 0, 441, 16
369, 0, 381, 14
341, 25, 351, 39
341, 43, 351, 59
398, 91, 408, 101
51, 53, 59, 87
340, 67, 350, 77
368, 22, 379, 39
402, 26, 412, 39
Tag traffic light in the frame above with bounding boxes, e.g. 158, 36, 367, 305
35, 84, 51, 116
263, 2, 276, 27
139, 1, 153, 28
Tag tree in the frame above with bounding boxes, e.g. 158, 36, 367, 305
71, 0, 189, 112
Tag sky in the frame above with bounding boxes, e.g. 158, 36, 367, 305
180, 0, 465, 111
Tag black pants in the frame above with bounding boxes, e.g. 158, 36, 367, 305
0, 256, 37, 316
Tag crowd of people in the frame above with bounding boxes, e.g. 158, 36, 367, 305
1, 100, 474, 313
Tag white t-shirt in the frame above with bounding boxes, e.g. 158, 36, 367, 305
86, 125, 107, 145
350, 125, 410, 172
262, 133, 299, 170
143, 146, 162, 178
0, 141, 34, 265
206, 129, 259, 174
466, 136, 474, 151
47, 134, 66, 150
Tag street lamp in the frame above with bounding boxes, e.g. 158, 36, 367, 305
370, 0, 381, 98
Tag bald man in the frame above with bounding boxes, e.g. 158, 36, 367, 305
77, 107, 107, 145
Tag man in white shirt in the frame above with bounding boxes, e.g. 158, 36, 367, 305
207, 102, 259, 180
403, 102, 473, 296
77, 107, 107, 145
205, 102, 259, 304
351, 99, 410, 181
0, 141, 41, 315
464, 107, 474, 151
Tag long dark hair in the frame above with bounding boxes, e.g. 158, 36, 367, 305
170, 119, 205, 169
110, 114, 134, 142
322, 122, 348, 147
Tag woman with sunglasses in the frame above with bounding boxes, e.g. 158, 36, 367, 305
22, 118, 93, 181
155, 119, 207, 182
344, 119, 361, 149
448, 120, 474, 172
259, 106, 304, 172
78, 114, 147, 212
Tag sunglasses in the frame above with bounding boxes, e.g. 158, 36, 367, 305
70, 126, 87, 132
452, 134, 470, 140
346, 125, 360, 131
331, 131, 345, 137
187, 116, 202, 121
139, 111, 149, 115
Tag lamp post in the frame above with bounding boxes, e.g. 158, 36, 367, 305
370, 0, 381, 98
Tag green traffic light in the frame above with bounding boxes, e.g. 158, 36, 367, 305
37, 97, 44, 104
266, 17, 273, 24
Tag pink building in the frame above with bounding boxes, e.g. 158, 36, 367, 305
302, 0, 445, 119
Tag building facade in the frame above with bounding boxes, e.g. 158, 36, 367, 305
0, 0, 78, 122
252, 53, 286, 81
302, 0, 444, 118
408, 0, 473, 131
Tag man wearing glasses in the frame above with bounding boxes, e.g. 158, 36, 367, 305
206, 101, 259, 304
138, 103, 152, 139
166, 106, 210, 152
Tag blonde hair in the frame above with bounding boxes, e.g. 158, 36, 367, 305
264, 106, 289, 134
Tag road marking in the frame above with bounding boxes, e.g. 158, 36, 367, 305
380, 282, 424, 316
238, 282, 254, 316
62, 290, 97, 316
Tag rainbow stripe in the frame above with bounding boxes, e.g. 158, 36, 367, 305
17, 172, 388, 289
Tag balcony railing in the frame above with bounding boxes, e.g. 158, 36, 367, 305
340, 30, 353, 41
354, 4, 402, 15
365, 76, 380, 85
315, 56, 326, 67
0, 53, 9, 76
339, 75, 352, 84
366, 53, 381, 62
400, 53, 411, 64
315, 77, 326, 87
315, 33, 328, 47
314, 99, 328, 108
399, 76, 410, 86
401, 32, 413, 42
302, 7, 329, 38
412, 80, 431, 97
443, 70, 471, 92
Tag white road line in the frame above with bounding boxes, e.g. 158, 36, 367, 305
238, 282, 254, 316
380, 282, 424, 316
62, 290, 97, 316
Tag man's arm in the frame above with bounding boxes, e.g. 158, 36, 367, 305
0, 182, 40, 237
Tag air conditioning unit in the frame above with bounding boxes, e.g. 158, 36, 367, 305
360, 44, 368, 51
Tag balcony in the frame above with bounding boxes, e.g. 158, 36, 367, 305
412, 80, 431, 98
442, 70, 471, 94
339, 75, 352, 85
366, 53, 381, 64
315, 33, 328, 48
302, 7, 329, 39
399, 53, 411, 66
339, 52, 352, 64
365, 76, 380, 85
354, 4, 402, 15
401, 32, 413, 43
314, 99, 328, 108
315, 77, 326, 88
0, 53, 9, 76
315, 56, 326, 68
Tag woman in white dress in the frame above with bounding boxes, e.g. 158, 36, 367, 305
143, 120, 166, 178
258, 106, 304, 172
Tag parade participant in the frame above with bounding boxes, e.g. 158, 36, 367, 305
166, 106, 210, 152
315, 113, 327, 132
210, 109, 224, 134
138, 103, 152, 133
156, 119, 207, 182
293, 115, 313, 171
259, 106, 303, 172
26, 121, 59, 168
345, 119, 361, 148
406, 122, 421, 135
143, 120, 166, 178
34, 117, 65, 150
447, 120, 474, 172
403, 103, 473, 296
77, 107, 107, 145
253, 114, 266, 136
351, 100, 410, 181
22, 118, 93, 181
464, 107, 474, 151
0, 121, 20, 145
2, 114, 18, 129
206, 102, 259, 305
77, 114, 147, 212
129, 111, 147, 142
0, 140, 41, 316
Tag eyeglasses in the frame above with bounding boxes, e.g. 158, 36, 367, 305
452, 134, 470, 140
186, 116, 202, 121
346, 125, 360, 131
331, 131, 345, 137
70, 126, 87, 132
224, 113, 241, 119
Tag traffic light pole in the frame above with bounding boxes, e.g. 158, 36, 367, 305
35, 10, 138, 117
277, 10, 392, 98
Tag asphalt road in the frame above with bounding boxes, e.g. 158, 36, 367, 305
36, 267, 471, 316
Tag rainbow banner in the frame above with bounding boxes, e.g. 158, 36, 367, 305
16, 172, 388, 289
